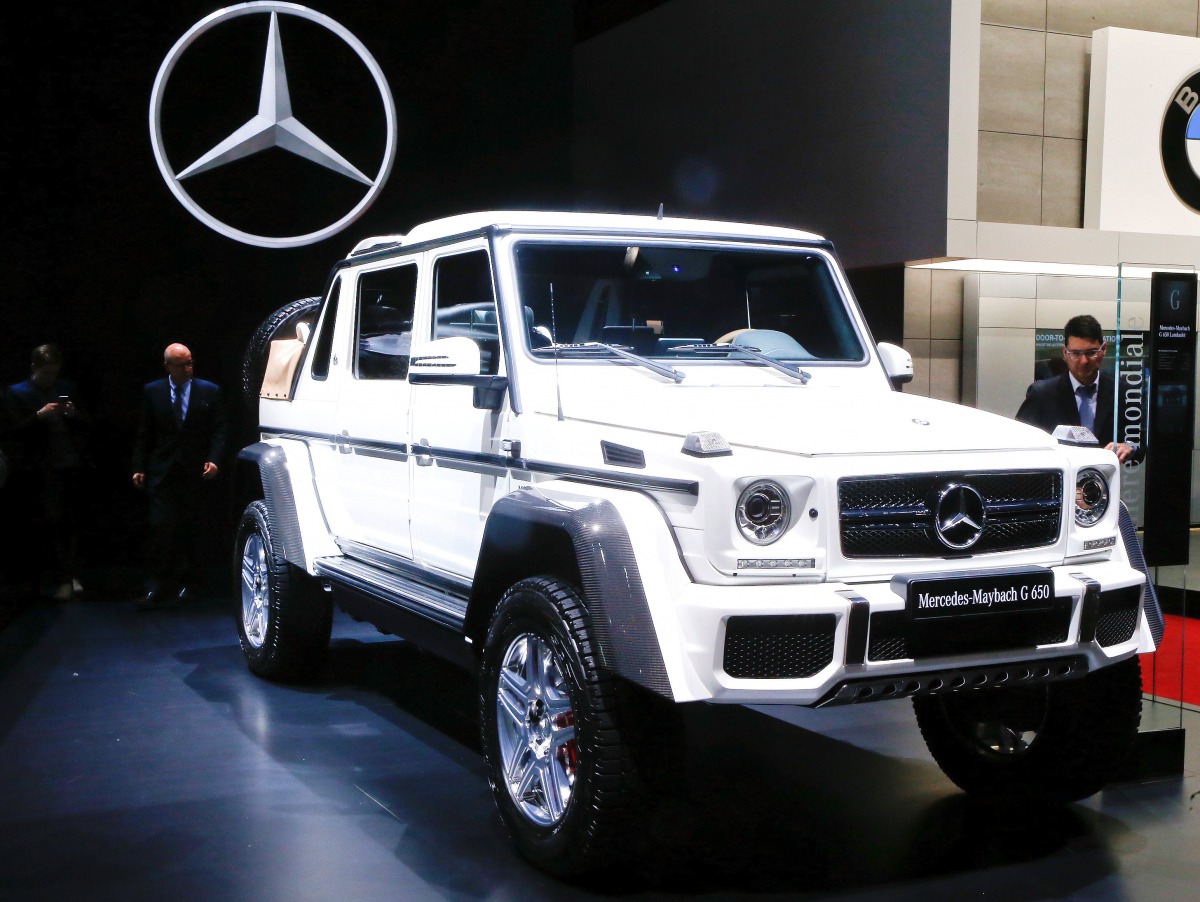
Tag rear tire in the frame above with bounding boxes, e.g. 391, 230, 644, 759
235, 500, 332, 680
913, 656, 1143, 802
479, 577, 647, 878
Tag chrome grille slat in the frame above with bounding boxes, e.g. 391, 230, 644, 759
838, 470, 1063, 558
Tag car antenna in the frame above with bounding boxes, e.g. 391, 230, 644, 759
550, 282, 565, 421
656, 203, 664, 219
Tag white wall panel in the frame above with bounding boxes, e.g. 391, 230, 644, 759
976, 327, 1035, 416
1085, 28, 1200, 235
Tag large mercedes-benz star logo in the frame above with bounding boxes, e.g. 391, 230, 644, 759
934, 483, 987, 550
149, 3, 396, 248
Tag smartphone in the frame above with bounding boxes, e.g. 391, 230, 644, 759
58, 395, 70, 404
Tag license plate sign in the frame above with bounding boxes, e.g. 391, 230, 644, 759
906, 570, 1055, 620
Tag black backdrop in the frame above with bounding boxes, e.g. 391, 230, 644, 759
0, 0, 911, 579
0, 1, 575, 572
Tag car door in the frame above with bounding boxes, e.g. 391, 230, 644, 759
332, 257, 420, 557
293, 274, 357, 539
408, 243, 511, 578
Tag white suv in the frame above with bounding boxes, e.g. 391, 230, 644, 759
234, 211, 1161, 877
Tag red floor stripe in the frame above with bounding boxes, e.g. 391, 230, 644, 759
1140, 613, 1198, 706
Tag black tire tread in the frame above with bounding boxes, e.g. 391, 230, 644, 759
914, 656, 1143, 802
235, 500, 332, 681
239, 296, 321, 431
480, 576, 647, 878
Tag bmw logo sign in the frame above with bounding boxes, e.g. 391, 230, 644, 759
1161, 71, 1200, 213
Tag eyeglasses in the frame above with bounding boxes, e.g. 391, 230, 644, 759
1064, 348, 1103, 359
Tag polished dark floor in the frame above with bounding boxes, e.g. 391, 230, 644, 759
1, 577, 1198, 901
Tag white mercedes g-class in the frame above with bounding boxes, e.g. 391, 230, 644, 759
235, 211, 1161, 877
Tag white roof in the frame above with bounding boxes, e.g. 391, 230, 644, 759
348, 210, 826, 256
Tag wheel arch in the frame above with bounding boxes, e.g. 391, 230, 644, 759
236, 440, 323, 570
465, 488, 673, 700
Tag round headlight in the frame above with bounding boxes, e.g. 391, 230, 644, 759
1075, 468, 1109, 527
736, 481, 791, 545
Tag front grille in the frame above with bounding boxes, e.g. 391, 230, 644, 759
839, 470, 1062, 558
723, 614, 836, 679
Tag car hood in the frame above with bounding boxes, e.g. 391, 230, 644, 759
560, 385, 1056, 456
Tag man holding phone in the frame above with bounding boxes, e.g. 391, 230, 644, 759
3, 343, 89, 600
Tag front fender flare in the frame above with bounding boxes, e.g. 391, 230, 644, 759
467, 487, 673, 699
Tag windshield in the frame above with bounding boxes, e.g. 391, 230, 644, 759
512, 242, 865, 363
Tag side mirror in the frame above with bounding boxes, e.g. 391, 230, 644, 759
410, 336, 482, 375
472, 376, 509, 411
877, 342, 913, 389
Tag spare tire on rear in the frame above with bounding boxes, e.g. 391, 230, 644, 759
238, 296, 322, 437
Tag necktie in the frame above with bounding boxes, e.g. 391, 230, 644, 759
1076, 383, 1096, 430
173, 384, 185, 425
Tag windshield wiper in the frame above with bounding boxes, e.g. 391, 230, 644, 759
670, 344, 811, 383
543, 342, 686, 383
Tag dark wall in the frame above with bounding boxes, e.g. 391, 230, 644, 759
572, 0, 953, 270
2, 1, 573, 396
0, 1, 573, 568
845, 265, 905, 347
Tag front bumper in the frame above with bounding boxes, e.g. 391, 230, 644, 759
666, 559, 1151, 705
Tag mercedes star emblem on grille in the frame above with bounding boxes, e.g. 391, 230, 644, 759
934, 483, 986, 550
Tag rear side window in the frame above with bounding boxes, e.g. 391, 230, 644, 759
355, 264, 418, 379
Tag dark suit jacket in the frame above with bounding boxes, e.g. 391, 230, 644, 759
1015, 372, 1146, 463
3, 376, 86, 472
132, 378, 227, 490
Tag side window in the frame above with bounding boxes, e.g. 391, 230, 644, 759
355, 263, 417, 380
433, 250, 499, 376
310, 275, 342, 381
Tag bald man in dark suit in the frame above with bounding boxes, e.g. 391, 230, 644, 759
132, 343, 226, 608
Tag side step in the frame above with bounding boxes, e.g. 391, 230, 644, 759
313, 555, 474, 669
315, 555, 469, 630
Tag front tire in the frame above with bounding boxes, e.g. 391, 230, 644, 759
479, 577, 643, 878
913, 656, 1143, 802
235, 500, 332, 680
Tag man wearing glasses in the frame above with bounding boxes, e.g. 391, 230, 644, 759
1016, 314, 1140, 462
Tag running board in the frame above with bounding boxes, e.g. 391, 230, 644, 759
314, 556, 469, 631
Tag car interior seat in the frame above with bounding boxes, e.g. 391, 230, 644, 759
730, 328, 813, 359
